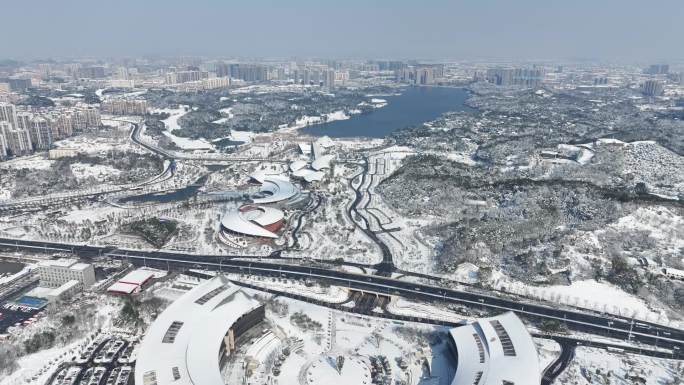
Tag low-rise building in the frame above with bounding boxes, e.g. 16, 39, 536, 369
37, 259, 96, 289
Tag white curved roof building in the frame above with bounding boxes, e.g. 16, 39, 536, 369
311, 154, 334, 171
314, 136, 334, 149
252, 176, 298, 204
135, 275, 264, 385
289, 160, 308, 172
292, 168, 325, 183
220, 205, 284, 238
448, 312, 540, 385
249, 170, 282, 184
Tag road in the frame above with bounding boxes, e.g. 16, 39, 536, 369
128, 120, 286, 163
0, 155, 175, 214
541, 339, 576, 385
347, 158, 395, 274
1, 237, 682, 359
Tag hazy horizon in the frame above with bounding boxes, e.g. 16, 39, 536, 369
2, 0, 683, 62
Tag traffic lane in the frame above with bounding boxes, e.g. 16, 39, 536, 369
121, 255, 683, 355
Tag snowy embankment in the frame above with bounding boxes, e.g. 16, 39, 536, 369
234, 275, 350, 303
386, 297, 468, 322
278, 110, 351, 133
488, 267, 676, 326
209, 107, 254, 145
545, 280, 654, 317
149, 105, 214, 150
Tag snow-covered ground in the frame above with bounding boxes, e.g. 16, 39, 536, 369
1, 297, 121, 385
213, 107, 235, 124
543, 279, 654, 318
278, 109, 352, 133
0, 155, 53, 171
386, 297, 469, 323
149, 105, 215, 150
535, 338, 561, 371
557, 347, 683, 385
69, 163, 122, 180
231, 275, 350, 303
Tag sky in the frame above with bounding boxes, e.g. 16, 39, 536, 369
1, 0, 683, 62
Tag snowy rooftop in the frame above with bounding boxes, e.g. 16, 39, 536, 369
251, 176, 298, 204
311, 154, 334, 171
249, 170, 283, 184
70, 263, 92, 271
448, 311, 540, 385
298, 142, 312, 155
38, 259, 78, 268
292, 168, 325, 182
118, 269, 155, 286
289, 160, 308, 172
314, 135, 334, 149
221, 205, 284, 238
107, 281, 139, 294
134, 275, 261, 385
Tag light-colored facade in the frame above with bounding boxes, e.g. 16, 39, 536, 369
251, 176, 299, 204
30, 116, 52, 150
448, 312, 540, 385
0, 131, 7, 159
101, 99, 148, 115
135, 275, 264, 385
0, 104, 100, 158
0, 102, 17, 127
220, 205, 284, 239
46, 280, 81, 301
37, 259, 96, 289
48, 147, 78, 159
15, 112, 32, 131
1, 121, 32, 156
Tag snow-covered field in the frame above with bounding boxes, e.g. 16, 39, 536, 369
386, 297, 469, 323
0, 155, 53, 170
69, 164, 121, 180
1, 297, 121, 385
557, 347, 683, 385
232, 275, 350, 303
278, 109, 351, 134
150, 105, 215, 150
543, 279, 654, 318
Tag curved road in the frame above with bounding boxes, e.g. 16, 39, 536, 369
541, 340, 576, 385
347, 158, 395, 275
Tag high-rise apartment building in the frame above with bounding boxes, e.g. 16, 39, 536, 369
645, 64, 669, 75
30, 116, 53, 150
0, 131, 8, 160
324, 69, 336, 89
642, 79, 664, 96
226, 64, 269, 82
165, 70, 209, 84
0, 78, 31, 91
0, 102, 17, 127
16, 112, 31, 131
101, 99, 148, 115
79, 66, 106, 79
1, 121, 32, 156
395, 65, 439, 85
485, 68, 546, 87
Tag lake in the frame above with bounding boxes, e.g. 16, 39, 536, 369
301, 86, 472, 138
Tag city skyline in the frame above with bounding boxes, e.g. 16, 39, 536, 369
1, 4, 684, 385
